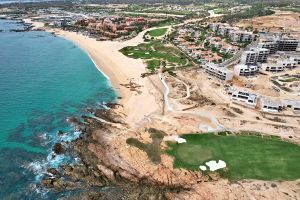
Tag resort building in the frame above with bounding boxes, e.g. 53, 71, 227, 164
261, 63, 284, 73
234, 64, 259, 76
209, 23, 223, 32
284, 100, 300, 114
229, 30, 253, 42
292, 56, 300, 65
204, 63, 233, 81
277, 38, 299, 52
231, 90, 257, 107
261, 98, 284, 113
218, 25, 235, 37
240, 51, 257, 65
257, 42, 278, 54
277, 58, 298, 69
250, 47, 270, 63
257, 34, 299, 53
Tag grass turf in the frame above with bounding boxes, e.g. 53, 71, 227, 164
166, 133, 300, 180
120, 40, 189, 71
146, 59, 161, 72
148, 28, 168, 37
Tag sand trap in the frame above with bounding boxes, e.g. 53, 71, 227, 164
145, 52, 150, 55
163, 135, 186, 143
175, 136, 187, 143
199, 165, 207, 171
205, 160, 226, 171
128, 53, 134, 56
134, 48, 139, 50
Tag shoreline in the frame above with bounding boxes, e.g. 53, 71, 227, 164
55, 30, 159, 125
24, 18, 161, 125
19, 17, 300, 200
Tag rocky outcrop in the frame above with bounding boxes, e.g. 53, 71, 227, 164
53, 143, 65, 154
42, 108, 185, 199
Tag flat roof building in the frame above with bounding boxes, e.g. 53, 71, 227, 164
241, 51, 257, 65
204, 63, 233, 81
234, 64, 259, 76
277, 38, 299, 52
261, 63, 284, 73
261, 98, 284, 113
250, 47, 270, 63
231, 90, 257, 107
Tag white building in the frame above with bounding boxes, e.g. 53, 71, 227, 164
209, 23, 222, 32
261, 98, 284, 113
228, 30, 253, 42
277, 38, 299, 51
241, 51, 257, 64
277, 58, 297, 69
231, 90, 257, 107
291, 56, 300, 65
204, 63, 233, 81
234, 64, 259, 76
284, 100, 300, 114
261, 63, 284, 72
257, 42, 278, 54
250, 48, 270, 63
240, 31, 253, 42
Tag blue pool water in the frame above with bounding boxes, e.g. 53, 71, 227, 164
0, 20, 116, 198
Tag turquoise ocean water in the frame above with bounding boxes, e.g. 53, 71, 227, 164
0, 19, 116, 198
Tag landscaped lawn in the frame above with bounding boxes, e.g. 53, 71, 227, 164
148, 28, 168, 37
120, 40, 190, 71
213, 8, 226, 14
146, 59, 161, 71
166, 133, 300, 180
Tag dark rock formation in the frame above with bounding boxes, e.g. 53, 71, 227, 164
53, 143, 65, 154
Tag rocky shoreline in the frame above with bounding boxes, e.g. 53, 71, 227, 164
41, 104, 185, 199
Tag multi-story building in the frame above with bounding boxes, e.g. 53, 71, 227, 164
261, 63, 284, 72
277, 58, 298, 69
284, 100, 300, 114
250, 48, 270, 63
261, 98, 284, 113
231, 90, 257, 107
240, 50, 257, 64
257, 42, 278, 54
209, 23, 222, 32
291, 56, 300, 65
234, 64, 259, 76
228, 30, 253, 42
204, 63, 233, 81
240, 31, 253, 42
277, 38, 299, 51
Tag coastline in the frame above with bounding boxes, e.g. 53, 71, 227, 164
25, 18, 161, 125
19, 17, 300, 200
57, 29, 160, 125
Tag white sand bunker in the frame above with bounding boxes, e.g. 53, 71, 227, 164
205, 160, 226, 171
145, 52, 150, 55
134, 48, 139, 50
199, 165, 207, 171
163, 135, 186, 143
128, 53, 134, 56
175, 136, 187, 144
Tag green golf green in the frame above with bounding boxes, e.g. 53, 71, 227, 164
166, 133, 300, 180
120, 40, 189, 71
148, 28, 168, 37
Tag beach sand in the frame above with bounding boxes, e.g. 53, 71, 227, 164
60, 31, 161, 125
25, 19, 162, 125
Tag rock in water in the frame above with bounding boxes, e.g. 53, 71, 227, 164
53, 143, 65, 154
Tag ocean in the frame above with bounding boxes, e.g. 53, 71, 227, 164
0, 19, 116, 198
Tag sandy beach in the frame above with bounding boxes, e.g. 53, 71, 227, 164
25, 18, 162, 125
62, 31, 160, 125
